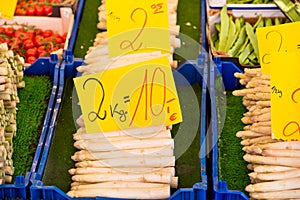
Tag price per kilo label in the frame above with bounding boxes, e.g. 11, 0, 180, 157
74, 56, 182, 133
106, 0, 171, 57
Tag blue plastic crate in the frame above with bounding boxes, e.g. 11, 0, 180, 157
212, 58, 243, 91
30, 52, 208, 200
0, 54, 61, 199
209, 61, 249, 200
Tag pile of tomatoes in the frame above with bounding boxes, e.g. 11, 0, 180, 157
0, 25, 67, 64
15, 0, 72, 16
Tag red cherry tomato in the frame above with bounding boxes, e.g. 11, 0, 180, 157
26, 56, 37, 64
9, 38, 22, 50
26, 5, 36, 16
34, 28, 43, 36
54, 34, 63, 44
24, 39, 35, 50
34, 35, 44, 47
38, 51, 50, 57
4, 27, 14, 37
26, 31, 35, 40
37, 45, 47, 54
0, 27, 5, 33
15, 7, 27, 16
61, 32, 68, 42
35, 4, 44, 16
43, 29, 53, 38
26, 47, 38, 57
43, 5, 52, 16
14, 30, 28, 41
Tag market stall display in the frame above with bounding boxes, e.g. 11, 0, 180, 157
0, 43, 25, 184
0, 24, 67, 64
15, 0, 78, 17
207, 6, 287, 67
232, 68, 300, 199
0, 6, 76, 68
27, 0, 207, 199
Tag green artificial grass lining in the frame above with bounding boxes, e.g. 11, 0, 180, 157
13, 75, 52, 180
218, 92, 250, 194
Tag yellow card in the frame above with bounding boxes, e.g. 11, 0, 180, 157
106, 0, 171, 57
74, 56, 182, 133
256, 21, 300, 74
271, 51, 300, 140
0, 0, 17, 20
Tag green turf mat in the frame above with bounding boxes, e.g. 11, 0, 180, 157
73, 0, 101, 58
218, 92, 250, 193
42, 78, 77, 192
174, 0, 201, 64
13, 76, 52, 180
172, 83, 202, 188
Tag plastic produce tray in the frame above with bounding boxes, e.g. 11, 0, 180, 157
209, 61, 250, 200
29, 51, 208, 200
0, 0, 84, 68
206, 0, 284, 18
0, 54, 61, 199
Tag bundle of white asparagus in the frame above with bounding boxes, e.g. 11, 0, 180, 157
233, 68, 300, 199
0, 43, 25, 184
79, 50, 174, 76
85, 0, 181, 69
69, 50, 178, 198
67, 113, 178, 199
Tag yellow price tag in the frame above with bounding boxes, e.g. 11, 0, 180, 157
74, 56, 182, 133
0, 0, 17, 20
106, 0, 171, 57
256, 21, 300, 74
271, 51, 300, 140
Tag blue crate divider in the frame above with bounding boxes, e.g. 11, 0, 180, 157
30, 53, 208, 200
210, 61, 249, 200
213, 58, 243, 91
0, 55, 61, 200
67, 0, 85, 52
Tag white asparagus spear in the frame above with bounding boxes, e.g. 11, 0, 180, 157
171, 176, 178, 188
67, 185, 170, 199
249, 126, 271, 134
71, 145, 173, 161
250, 189, 300, 199
240, 136, 272, 146
254, 141, 300, 151
69, 167, 175, 176
243, 154, 300, 167
74, 131, 171, 144
251, 121, 271, 127
75, 156, 175, 168
236, 131, 266, 138
253, 165, 297, 173
261, 149, 300, 157
249, 168, 300, 181
74, 138, 174, 152
246, 177, 300, 192
71, 181, 168, 190
73, 125, 167, 140
71, 171, 172, 183
73, 129, 171, 141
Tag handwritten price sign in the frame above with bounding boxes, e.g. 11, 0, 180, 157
0, 0, 17, 20
74, 56, 182, 133
271, 52, 300, 140
106, 0, 171, 57
256, 21, 300, 74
